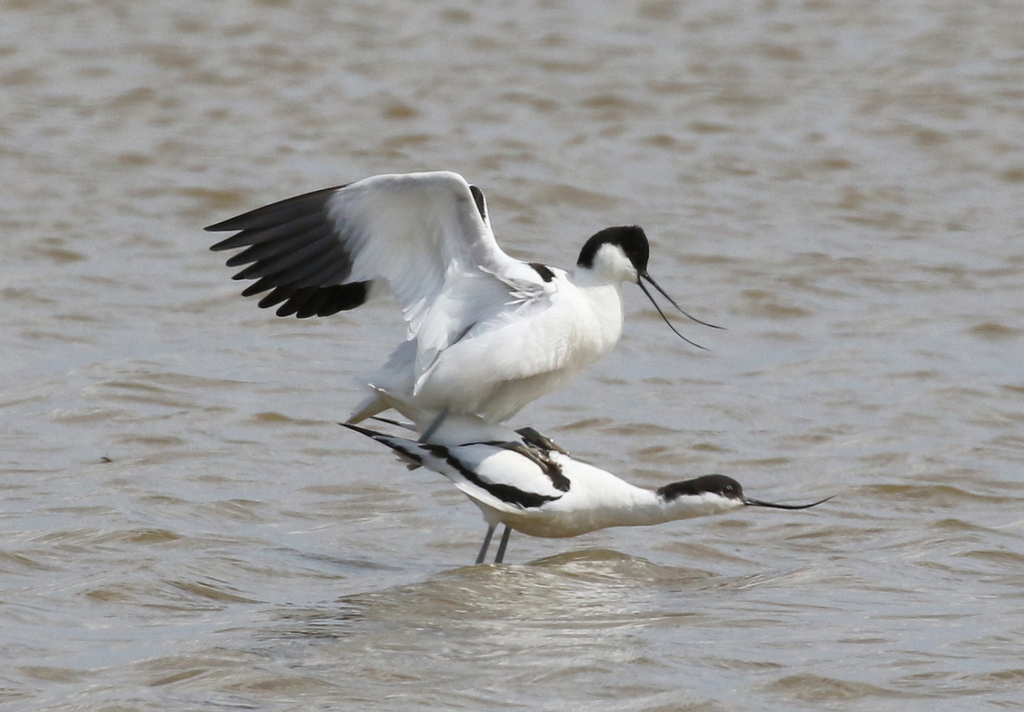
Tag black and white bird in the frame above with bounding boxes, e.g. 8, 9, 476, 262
208, 171, 716, 432
342, 422, 832, 564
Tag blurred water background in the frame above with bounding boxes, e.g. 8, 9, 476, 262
2, 0, 1023, 709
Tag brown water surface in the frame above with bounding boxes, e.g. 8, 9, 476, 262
2, 1, 1023, 710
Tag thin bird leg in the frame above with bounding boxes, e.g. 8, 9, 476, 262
476, 523, 496, 564
494, 525, 512, 564
418, 408, 449, 443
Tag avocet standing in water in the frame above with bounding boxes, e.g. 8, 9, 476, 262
208, 171, 717, 432
342, 422, 832, 564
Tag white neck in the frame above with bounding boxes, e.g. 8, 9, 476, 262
508, 463, 743, 538
572, 263, 614, 288
572, 263, 635, 291
593, 487, 740, 530
578, 280, 624, 353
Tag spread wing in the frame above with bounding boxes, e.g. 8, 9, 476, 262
207, 171, 535, 337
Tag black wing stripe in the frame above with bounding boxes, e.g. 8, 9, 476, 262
210, 186, 371, 319
242, 276, 281, 298
472, 439, 570, 492
289, 289, 333, 319
543, 460, 570, 492
469, 184, 487, 221
528, 262, 555, 282
257, 285, 296, 308
205, 185, 343, 233
315, 282, 371, 315
213, 211, 329, 252
231, 230, 337, 281
425, 444, 562, 510
236, 243, 346, 291
264, 282, 372, 317
223, 217, 333, 266
272, 245, 353, 289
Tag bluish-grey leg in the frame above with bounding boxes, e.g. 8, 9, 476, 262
494, 525, 512, 564
476, 524, 496, 564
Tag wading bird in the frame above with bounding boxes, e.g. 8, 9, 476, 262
342, 422, 832, 564
208, 171, 717, 436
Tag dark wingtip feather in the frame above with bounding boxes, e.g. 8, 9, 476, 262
258, 283, 371, 318
256, 286, 294, 308
209, 184, 372, 319
205, 185, 345, 233
316, 282, 370, 315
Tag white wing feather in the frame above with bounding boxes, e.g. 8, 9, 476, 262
327, 172, 522, 331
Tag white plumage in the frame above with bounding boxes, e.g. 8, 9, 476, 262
343, 422, 832, 564
208, 171, 714, 427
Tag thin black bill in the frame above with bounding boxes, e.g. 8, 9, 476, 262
744, 495, 835, 510
637, 271, 722, 350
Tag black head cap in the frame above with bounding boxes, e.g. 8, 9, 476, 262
576, 225, 650, 271
657, 474, 743, 502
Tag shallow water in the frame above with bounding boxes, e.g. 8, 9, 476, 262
2, 0, 1023, 710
